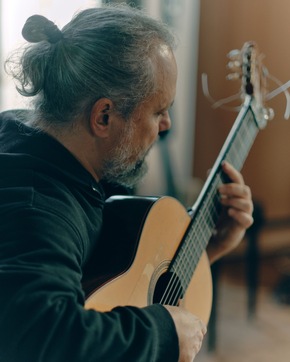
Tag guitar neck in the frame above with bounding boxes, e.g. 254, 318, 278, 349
169, 96, 259, 292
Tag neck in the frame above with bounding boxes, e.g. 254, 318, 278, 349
37, 120, 102, 182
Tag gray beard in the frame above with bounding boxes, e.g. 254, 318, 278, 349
102, 156, 148, 188
101, 120, 151, 188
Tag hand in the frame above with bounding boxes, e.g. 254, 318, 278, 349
164, 306, 207, 361
206, 161, 254, 263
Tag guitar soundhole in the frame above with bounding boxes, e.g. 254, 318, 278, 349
152, 272, 183, 306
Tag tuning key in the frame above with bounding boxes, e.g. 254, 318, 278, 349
263, 107, 275, 121
227, 60, 242, 69
226, 72, 241, 81
227, 49, 241, 59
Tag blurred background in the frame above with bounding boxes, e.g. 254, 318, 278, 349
1, 0, 290, 361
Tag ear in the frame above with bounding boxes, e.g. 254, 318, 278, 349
89, 98, 114, 138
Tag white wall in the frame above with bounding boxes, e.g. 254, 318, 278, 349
0, 0, 101, 110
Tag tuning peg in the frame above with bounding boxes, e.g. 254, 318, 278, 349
227, 60, 242, 69
227, 49, 241, 59
263, 107, 275, 121
226, 72, 241, 81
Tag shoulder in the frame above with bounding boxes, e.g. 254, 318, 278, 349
0, 108, 33, 121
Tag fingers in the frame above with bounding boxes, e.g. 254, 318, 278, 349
219, 184, 253, 212
188, 316, 207, 360
193, 317, 207, 354
192, 314, 207, 336
221, 161, 244, 184
218, 161, 254, 227
164, 306, 206, 362
227, 206, 254, 228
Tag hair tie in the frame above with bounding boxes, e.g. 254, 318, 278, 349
22, 15, 63, 44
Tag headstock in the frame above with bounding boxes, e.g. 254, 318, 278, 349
227, 41, 274, 128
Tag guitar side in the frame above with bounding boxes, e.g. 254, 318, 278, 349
84, 196, 212, 324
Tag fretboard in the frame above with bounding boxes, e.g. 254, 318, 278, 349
167, 97, 260, 302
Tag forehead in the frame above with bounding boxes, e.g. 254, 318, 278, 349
151, 45, 177, 105
154, 43, 177, 81
129, 44, 177, 119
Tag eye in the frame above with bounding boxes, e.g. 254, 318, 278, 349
157, 110, 167, 117
156, 101, 174, 119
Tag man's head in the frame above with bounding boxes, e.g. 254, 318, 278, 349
97, 42, 177, 187
7, 4, 176, 124
6, 4, 177, 187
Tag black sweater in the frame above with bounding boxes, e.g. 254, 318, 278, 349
0, 110, 179, 362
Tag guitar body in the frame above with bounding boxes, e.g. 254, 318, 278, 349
84, 196, 212, 323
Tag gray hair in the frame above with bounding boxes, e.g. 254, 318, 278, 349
5, 4, 176, 125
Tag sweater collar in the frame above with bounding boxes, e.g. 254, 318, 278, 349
0, 110, 105, 199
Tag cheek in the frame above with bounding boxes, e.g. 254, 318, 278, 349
133, 116, 159, 150
144, 123, 159, 145
141, 133, 157, 154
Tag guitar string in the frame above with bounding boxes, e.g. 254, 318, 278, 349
159, 110, 258, 306
176, 113, 258, 289
177, 111, 258, 299
160, 113, 255, 305
160, 176, 221, 305
171, 114, 256, 303
159, 173, 223, 305
160, 176, 225, 304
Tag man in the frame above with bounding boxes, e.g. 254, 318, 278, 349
0, 4, 253, 361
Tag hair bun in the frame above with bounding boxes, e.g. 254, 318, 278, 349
22, 15, 63, 43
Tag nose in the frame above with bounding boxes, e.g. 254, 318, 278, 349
159, 111, 172, 132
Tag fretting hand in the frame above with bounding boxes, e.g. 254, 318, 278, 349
206, 161, 254, 264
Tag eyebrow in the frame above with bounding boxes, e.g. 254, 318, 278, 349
161, 100, 174, 111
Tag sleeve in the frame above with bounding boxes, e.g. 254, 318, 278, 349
0, 205, 179, 362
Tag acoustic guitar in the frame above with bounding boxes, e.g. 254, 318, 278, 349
83, 41, 273, 323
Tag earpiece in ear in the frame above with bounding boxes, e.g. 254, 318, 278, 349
90, 98, 112, 135
103, 114, 109, 125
